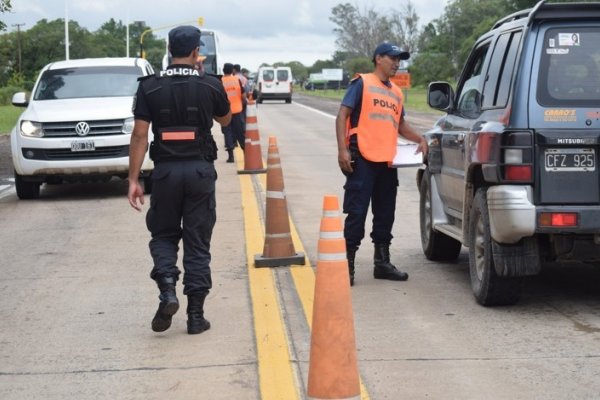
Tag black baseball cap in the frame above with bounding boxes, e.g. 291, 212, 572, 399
168, 25, 204, 57
372, 42, 410, 61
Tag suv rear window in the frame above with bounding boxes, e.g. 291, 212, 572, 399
537, 27, 600, 107
34, 66, 143, 100
276, 70, 289, 81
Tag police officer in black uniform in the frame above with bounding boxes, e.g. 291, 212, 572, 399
128, 25, 231, 335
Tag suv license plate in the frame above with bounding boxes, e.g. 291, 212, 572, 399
71, 140, 95, 152
545, 148, 595, 172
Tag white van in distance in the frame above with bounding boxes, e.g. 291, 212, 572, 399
256, 66, 293, 104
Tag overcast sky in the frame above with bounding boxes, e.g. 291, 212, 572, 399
3, 0, 448, 71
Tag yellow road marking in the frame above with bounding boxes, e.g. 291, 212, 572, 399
238, 155, 300, 400
237, 148, 370, 399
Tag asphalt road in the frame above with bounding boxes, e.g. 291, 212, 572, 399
2, 94, 600, 399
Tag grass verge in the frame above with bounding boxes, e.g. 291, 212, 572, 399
0, 105, 23, 135
297, 86, 441, 114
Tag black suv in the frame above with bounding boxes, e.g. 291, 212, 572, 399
418, 1, 600, 306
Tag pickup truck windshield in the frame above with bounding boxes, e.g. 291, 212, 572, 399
34, 66, 143, 100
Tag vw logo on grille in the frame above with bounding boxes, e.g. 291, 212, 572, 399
75, 121, 90, 136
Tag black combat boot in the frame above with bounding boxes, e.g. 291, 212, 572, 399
226, 149, 234, 163
347, 246, 358, 286
187, 292, 211, 335
373, 243, 409, 281
151, 276, 179, 332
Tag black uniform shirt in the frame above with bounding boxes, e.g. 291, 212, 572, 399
133, 64, 230, 134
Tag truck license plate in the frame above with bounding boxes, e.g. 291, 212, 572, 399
71, 140, 95, 152
545, 148, 595, 172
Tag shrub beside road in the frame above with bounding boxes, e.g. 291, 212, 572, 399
0, 105, 22, 135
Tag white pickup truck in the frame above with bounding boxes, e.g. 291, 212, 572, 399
11, 57, 155, 199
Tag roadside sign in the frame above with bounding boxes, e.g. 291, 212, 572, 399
321, 68, 343, 81
391, 71, 411, 89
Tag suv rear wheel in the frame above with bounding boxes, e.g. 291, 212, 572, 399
468, 188, 523, 306
419, 170, 462, 261
14, 171, 41, 200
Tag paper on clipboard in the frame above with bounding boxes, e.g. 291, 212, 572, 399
389, 142, 423, 168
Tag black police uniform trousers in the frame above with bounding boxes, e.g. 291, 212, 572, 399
221, 112, 245, 151
343, 138, 399, 249
146, 159, 216, 295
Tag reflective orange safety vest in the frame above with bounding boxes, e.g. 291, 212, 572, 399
348, 73, 404, 162
222, 75, 243, 114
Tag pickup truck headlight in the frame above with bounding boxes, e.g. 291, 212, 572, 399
122, 117, 134, 134
20, 120, 43, 137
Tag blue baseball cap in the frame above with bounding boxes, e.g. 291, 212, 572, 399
168, 25, 204, 57
372, 42, 410, 61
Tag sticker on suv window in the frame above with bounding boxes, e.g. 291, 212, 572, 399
546, 48, 569, 55
558, 33, 581, 46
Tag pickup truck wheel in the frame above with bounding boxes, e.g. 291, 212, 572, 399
419, 170, 462, 261
14, 171, 41, 200
468, 188, 523, 306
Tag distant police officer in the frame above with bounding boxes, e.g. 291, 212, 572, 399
128, 25, 231, 335
335, 42, 428, 286
221, 63, 245, 162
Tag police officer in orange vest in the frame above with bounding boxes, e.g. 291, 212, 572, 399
221, 63, 245, 162
335, 42, 428, 286
128, 26, 231, 334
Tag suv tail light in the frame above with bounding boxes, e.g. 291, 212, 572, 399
501, 131, 533, 182
539, 212, 578, 227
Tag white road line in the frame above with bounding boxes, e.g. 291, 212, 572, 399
293, 101, 336, 119
0, 185, 14, 199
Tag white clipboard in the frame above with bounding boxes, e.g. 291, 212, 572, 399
389, 142, 423, 168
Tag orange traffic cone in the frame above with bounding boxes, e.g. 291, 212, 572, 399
238, 99, 267, 174
307, 195, 360, 399
254, 136, 305, 267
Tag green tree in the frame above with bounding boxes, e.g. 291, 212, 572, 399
93, 18, 127, 57
308, 59, 337, 74
330, 1, 419, 57
410, 52, 455, 86
0, 0, 11, 31
132, 21, 165, 70
345, 57, 372, 76
414, 0, 518, 85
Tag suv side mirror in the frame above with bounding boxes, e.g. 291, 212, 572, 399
427, 82, 454, 112
12, 92, 28, 107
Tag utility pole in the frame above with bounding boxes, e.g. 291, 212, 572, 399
12, 23, 25, 75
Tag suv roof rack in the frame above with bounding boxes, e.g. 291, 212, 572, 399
492, 7, 533, 30
493, 1, 600, 30
528, 0, 600, 26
